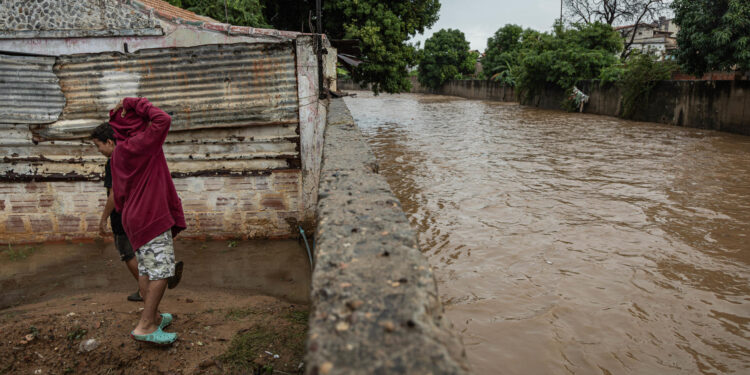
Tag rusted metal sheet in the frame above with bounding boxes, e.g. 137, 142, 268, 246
0, 54, 65, 125
1, 130, 300, 181
1, 43, 302, 181
43, 42, 298, 139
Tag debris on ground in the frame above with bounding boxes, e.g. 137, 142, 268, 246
1, 291, 308, 374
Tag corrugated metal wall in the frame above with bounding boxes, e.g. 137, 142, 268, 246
1, 43, 300, 180
0, 54, 64, 124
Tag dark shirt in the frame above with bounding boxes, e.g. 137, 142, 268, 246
104, 160, 126, 235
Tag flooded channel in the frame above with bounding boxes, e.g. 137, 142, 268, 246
345, 92, 750, 375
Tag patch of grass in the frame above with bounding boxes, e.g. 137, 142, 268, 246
283, 310, 309, 326
225, 307, 258, 321
219, 321, 306, 374
2, 244, 37, 261
67, 326, 87, 342
227, 240, 239, 248
219, 326, 277, 371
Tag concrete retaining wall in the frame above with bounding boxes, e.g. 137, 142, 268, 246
338, 77, 514, 101
306, 98, 470, 375
529, 80, 750, 136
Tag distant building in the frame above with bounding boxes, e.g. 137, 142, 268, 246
616, 17, 678, 58
473, 50, 483, 77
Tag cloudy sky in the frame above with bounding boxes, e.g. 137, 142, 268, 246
410, 0, 564, 52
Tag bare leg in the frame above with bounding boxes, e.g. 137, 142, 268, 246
125, 257, 139, 281
133, 277, 167, 335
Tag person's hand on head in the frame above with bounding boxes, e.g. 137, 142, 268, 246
113, 99, 127, 117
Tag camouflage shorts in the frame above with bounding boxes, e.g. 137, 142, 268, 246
136, 230, 175, 281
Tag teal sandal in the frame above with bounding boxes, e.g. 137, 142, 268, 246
159, 313, 173, 329
130, 327, 177, 345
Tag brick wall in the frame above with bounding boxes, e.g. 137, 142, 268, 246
0, 170, 302, 244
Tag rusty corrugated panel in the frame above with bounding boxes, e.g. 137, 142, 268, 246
39, 42, 298, 140
0, 54, 64, 124
1, 43, 301, 181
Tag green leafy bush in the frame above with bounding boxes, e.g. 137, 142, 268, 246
514, 22, 622, 102
618, 52, 678, 119
598, 63, 625, 85
166, 0, 269, 27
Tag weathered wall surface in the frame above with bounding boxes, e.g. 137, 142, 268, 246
306, 98, 470, 375
0, 171, 300, 243
526, 80, 750, 136
0, 0, 163, 38
338, 77, 515, 102
296, 36, 335, 227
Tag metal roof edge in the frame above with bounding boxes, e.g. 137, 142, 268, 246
127, 0, 314, 41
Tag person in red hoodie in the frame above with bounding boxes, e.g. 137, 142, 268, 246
108, 97, 186, 345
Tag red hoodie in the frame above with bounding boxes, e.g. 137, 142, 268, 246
109, 97, 186, 251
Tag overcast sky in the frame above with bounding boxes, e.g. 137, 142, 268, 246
409, 0, 564, 52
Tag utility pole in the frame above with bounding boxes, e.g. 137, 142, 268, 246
560, 0, 563, 25
224, 0, 228, 23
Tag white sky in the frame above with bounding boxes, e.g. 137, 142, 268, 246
409, 0, 565, 52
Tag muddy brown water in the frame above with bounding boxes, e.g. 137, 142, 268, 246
1, 239, 311, 310
345, 92, 750, 375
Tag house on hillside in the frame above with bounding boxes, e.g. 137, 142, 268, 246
616, 17, 678, 58
0, 0, 336, 243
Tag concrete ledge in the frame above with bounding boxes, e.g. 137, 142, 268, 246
305, 99, 470, 374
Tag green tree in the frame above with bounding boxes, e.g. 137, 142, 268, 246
166, 0, 269, 27
482, 24, 524, 80
515, 22, 622, 100
672, 0, 750, 76
418, 29, 475, 89
258, 0, 440, 94
617, 52, 677, 118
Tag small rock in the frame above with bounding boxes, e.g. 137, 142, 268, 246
273, 354, 280, 359
197, 341, 204, 346
335, 322, 349, 331
198, 359, 215, 368
320, 362, 334, 374
20, 334, 35, 345
380, 321, 396, 332
185, 298, 194, 303
346, 300, 364, 310
79, 338, 99, 353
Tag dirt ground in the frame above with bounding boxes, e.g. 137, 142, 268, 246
0, 290, 308, 375
1, 240, 312, 375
